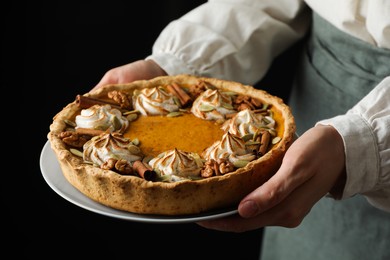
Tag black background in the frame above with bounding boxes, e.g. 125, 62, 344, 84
9, 1, 298, 258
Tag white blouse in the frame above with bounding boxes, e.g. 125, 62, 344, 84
147, 0, 390, 212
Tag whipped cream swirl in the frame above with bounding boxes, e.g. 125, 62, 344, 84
75, 104, 129, 133
148, 148, 203, 180
221, 109, 276, 137
133, 87, 180, 115
83, 132, 143, 166
202, 132, 256, 165
191, 89, 236, 120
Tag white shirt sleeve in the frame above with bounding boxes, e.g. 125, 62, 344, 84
147, 0, 310, 85
317, 76, 390, 212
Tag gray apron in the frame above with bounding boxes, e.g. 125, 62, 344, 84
260, 13, 390, 260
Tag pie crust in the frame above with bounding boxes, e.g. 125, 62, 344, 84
48, 74, 296, 215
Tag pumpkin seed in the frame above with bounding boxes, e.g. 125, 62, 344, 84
245, 140, 261, 146
241, 133, 254, 142
262, 117, 271, 124
131, 138, 140, 146
111, 116, 121, 130
221, 102, 234, 110
128, 144, 141, 154
172, 96, 181, 107
199, 104, 215, 112
268, 129, 277, 136
233, 160, 250, 168
222, 91, 238, 96
272, 136, 282, 144
126, 113, 138, 122
215, 118, 225, 125
167, 111, 183, 117
70, 148, 83, 157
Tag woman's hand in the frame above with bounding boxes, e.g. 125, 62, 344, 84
198, 125, 346, 232
91, 59, 167, 92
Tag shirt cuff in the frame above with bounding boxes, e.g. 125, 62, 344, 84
316, 114, 380, 200
146, 54, 195, 76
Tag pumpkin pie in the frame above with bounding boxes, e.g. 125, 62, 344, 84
47, 74, 296, 215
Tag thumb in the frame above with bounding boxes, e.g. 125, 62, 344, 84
237, 141, 310, 218
238, 167, 296, 218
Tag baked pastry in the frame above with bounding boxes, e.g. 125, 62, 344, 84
48, 74, 296, 215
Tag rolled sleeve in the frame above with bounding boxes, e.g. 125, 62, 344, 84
317, 76, 390, 212
147, 0, 310, 85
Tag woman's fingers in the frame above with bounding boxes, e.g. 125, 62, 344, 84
198, 125, 346, 232
91, 59, 166, 92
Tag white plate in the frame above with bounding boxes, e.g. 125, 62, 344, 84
40, 141, 238, 223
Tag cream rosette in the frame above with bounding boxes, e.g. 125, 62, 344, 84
191, 89, 236, 120
202, 132, 256, 166
148, 148, 204, 181
83, 132, 143, 166
75, 104, 129, 133
221, 109, 276, 137
132, 86, 180, 115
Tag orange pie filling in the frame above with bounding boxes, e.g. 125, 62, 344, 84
124, 113, 225, 157
124, 108, 285, 158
